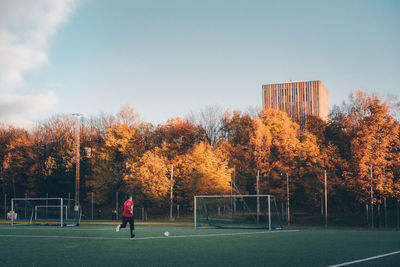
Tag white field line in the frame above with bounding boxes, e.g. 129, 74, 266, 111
0, 229, 299, 241
1, 227, 146, 231
328, 250, 400, 267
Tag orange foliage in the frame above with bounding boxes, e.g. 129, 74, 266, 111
172, 141, 232, 209
345, 91, 400, 203
125, 148, 170, 207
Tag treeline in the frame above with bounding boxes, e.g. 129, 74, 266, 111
1, 90, 399, 216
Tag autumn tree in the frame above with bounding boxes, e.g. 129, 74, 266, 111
250, 109, 299, 199
85, 106, 146, 205
0, 124, 15, 197
0, 125, 37, 198
307, 114, 346, 211
153, 117, 205, 160
1, 97, 399, 222
219, 111, 255, 194
124, 148, 170, 218
172, 141, 232, 211
250, 109, 325, 209
391, 124, 400, 201
293, 131, 325, 208
27, 117, 78, 197
343, 91, 400, 209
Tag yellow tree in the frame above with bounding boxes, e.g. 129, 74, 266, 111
124, 148, 170, 216
294, 132, 324, 207
250, 109, 300, 200
104, 123, 146, 161
250, 109, 325, 209
346, 91, 400, 208
173, 141, 232, 210
87, 114, 146, 205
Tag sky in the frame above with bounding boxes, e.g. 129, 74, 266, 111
1, 0, 399, 127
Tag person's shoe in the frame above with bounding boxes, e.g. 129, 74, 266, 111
131, 234, 135, 239
116, 225, 120, 232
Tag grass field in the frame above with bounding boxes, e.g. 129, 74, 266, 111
0, 222, 400, 266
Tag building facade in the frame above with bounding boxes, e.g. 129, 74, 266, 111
262, 80, 329, 129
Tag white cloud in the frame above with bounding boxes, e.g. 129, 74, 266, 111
0, 0, 79, 127
0, 91, 58, 127
0, 30, 48, 89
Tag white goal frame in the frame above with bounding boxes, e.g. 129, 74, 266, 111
194, 194, 275, 230
11, 198, 79, 227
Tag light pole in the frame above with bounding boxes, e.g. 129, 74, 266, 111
72, 113, 82, 212
287, 173, 290, 225
169, 164, 174, 221
324, 169, 327, 228
257, 170, 260, 224
370, 164, 373, 228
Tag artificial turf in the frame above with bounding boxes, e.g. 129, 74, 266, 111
0, 223, 399, 266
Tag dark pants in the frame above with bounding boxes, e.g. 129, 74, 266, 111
120, 216, 135, 237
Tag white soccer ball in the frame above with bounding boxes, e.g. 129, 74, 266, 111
164, 231, 170, 237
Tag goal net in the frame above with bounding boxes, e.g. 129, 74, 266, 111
11, 198, 81, 227
194, 195, 282, 229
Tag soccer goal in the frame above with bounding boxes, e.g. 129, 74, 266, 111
10, 198, 81, 227
194, 195, 282, 230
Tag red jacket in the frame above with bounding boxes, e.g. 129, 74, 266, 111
122, 200, 134, 217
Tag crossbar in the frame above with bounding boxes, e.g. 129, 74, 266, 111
195, 195, 274, 198
12, 198, 64, 201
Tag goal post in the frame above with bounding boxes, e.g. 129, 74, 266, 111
194, 195, 282, 230
10, 198, 81, 227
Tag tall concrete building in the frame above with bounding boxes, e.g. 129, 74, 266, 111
262, 80, 329, 129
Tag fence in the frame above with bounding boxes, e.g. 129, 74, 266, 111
274, 197, 400, 229
1, 192, 187, 222
2, 191, 399, 229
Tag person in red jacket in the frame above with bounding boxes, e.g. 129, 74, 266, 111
116, 195, 135, 238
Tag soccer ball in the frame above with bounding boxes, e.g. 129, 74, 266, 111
164, 231, 170, 237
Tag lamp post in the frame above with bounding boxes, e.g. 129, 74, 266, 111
324, 169, 328, 228
169, 164, 174, 221
370, 164, 373, 228
257, 170, 260, 224
287, 173, 290, 225
72, 113, 82, 212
